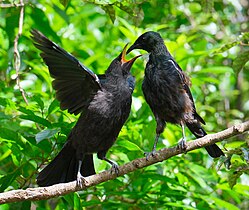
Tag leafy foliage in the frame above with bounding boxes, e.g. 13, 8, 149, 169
0, 0, 249, 209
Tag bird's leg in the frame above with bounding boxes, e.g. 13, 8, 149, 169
178, 122, 187, 152
76, 160, 88, 188
144, 133, 160, 160
103, 157, 119, 175
144, 118, 165, 160
97, 152, 119, 175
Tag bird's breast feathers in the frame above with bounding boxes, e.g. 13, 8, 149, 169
89, 88, 131, 118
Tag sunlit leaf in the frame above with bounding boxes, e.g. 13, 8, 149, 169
116, 139, 143, 152
60, 0, 70, 8
232, 50, 249, 75
212, 197, 240, 210
199, 66, 234, 74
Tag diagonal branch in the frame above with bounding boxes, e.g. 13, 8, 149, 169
0, 120, 248, 204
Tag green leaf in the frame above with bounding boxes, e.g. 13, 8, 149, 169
0, 112, 11, 120
47, 99, 60, 116
21, 201, 31, 210
116, 139, 143, 152
165, 202, 196, 209
60, 0, 70, 8
0, 149, 12, 161
188, 2, 201, 13
0, 169, 21, 192
228, 162, 248, 188
0, 127, 19, 141
202, 0, 213, 13
212, 197, 240, 210
232, 50, 249, 74
35, 128, 61, 143
20, 114, 52, 128
74, 193, 82, 209
200, 66, 234, 74
33, 95, 45, 111
101, 5, 116, 23
62, 193, 74, 207
18, 106, 35, 116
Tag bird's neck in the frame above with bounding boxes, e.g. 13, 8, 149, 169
105, 74, 126, 87
151, 42, 169, 55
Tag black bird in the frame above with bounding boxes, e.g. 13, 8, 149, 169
31, 29, 141, 187
127, 31, 224, 159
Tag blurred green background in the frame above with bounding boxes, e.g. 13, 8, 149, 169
0, 0, 248, 209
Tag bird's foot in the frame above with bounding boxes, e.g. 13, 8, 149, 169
110, 162, 119, 175
144, 149, 156, 161
178, 138, 187, 153
76, 172, 88, 188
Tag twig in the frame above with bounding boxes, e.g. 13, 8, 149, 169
0, 3, 24, 8
0, 120, 248, 204
13, 0, 28, 105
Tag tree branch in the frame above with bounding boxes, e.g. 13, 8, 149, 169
0, 3, 24, 8
0, 120, 248, 204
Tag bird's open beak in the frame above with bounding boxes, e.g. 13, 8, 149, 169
119, 44, 141, 70
126, 43, 140, 54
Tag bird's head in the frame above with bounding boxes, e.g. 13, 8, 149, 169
127, 31, 163, 53
106, 44, 141, 76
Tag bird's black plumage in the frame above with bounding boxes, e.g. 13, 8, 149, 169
127, 31, 224, 158
31, 29, 140, 187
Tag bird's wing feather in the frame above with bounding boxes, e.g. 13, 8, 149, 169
165, 58, 206, 125
31, 29, 101, 115
97, 74, 107, 84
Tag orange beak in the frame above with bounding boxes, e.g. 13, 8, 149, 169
120, 43, 142, 67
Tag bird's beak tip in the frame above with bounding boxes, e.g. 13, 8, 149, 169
120, 43, 141, 67
121, 43, 129, 64
126, 45, 134, 54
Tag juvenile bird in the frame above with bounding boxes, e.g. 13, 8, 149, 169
31, 29, 141, 187
127, 31, 224, 159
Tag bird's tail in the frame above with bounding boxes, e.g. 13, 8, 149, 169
37, 142, 95, 187
186, 122, 224, 158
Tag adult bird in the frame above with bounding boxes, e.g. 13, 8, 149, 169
31, 29, 141, 187
127, 31, 224, 159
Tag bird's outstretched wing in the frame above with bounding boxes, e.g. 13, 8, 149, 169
31, 29, 101, 115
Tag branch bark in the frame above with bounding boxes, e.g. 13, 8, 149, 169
0, 120, 248, 204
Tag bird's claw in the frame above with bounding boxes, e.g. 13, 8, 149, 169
76, 172, 88, 188
110, 163, 119, 175
144, 150, 156, 161
178, 138, 187, 152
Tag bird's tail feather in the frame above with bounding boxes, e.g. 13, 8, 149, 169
37, 143, 95, 187
186, 122, 224, 158
81, 153, 96, 177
